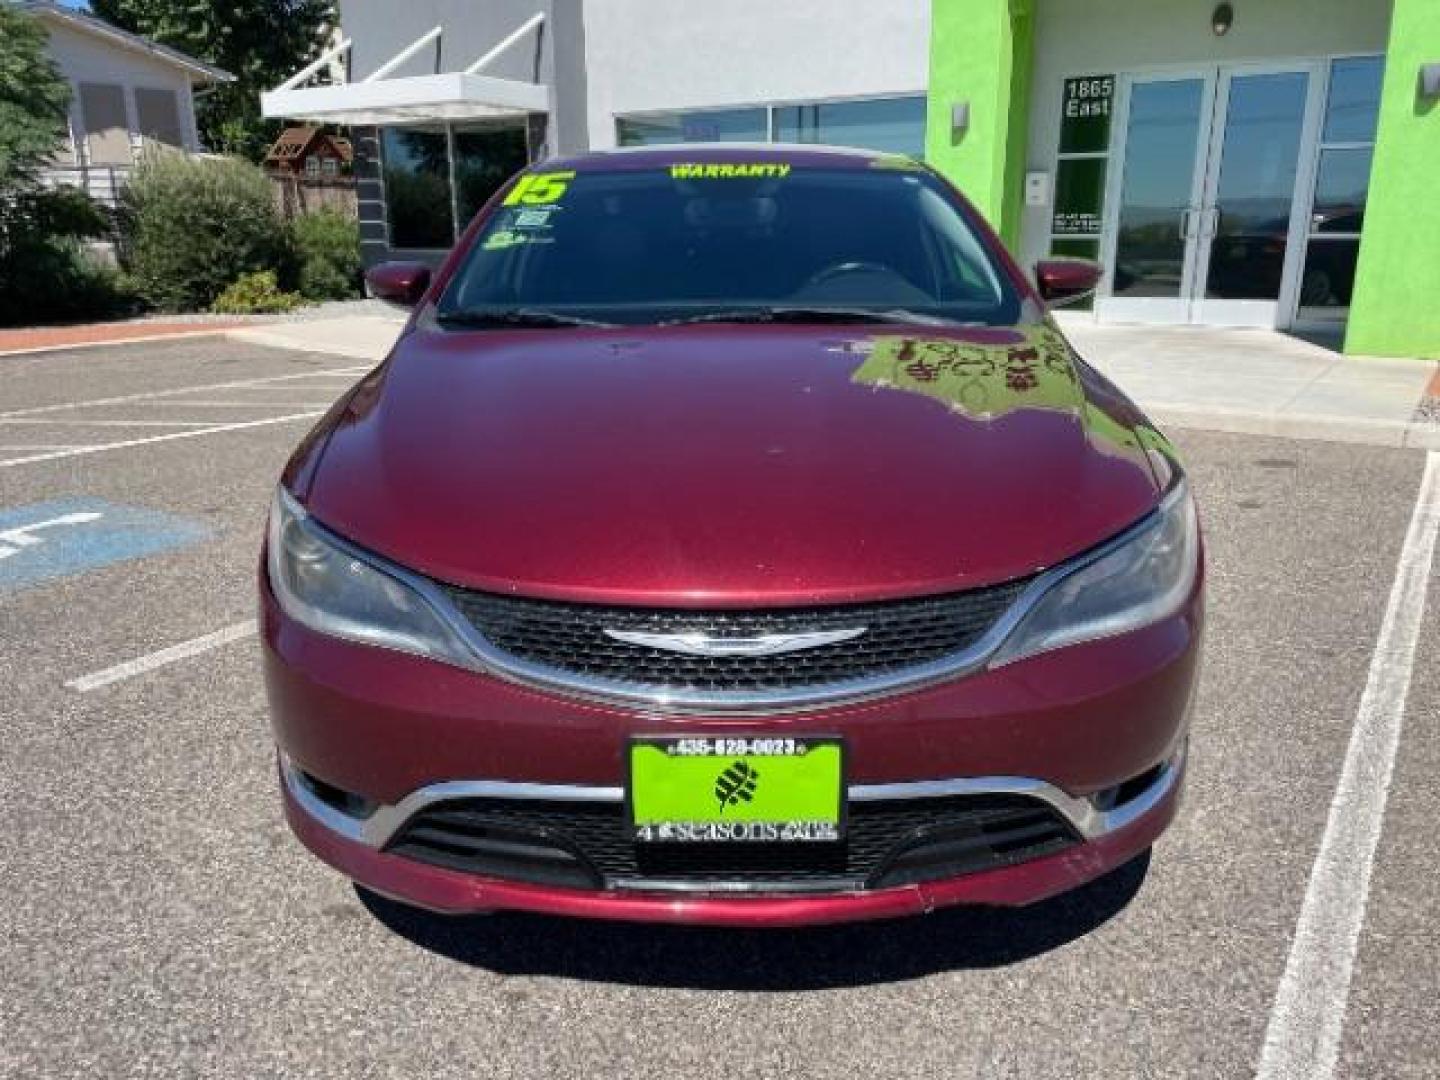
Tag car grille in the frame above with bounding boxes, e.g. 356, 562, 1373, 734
439, 579, 1032, 694
385, 794, 1078, 892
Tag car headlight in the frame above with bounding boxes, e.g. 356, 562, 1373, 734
990, 479, 1199, 667
266, 486, 476, 668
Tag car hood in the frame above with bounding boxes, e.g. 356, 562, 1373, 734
302, 322, 1165, 606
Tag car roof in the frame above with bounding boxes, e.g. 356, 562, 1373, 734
539, 142, 920, 173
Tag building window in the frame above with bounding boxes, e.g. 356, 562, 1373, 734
305, 156, 322, 176
321, 157, 339, 177
78, 82, 131, 166
452, 125, 531, 226
617, 108, 768, 147
1048, 76, 1117, 310
774, 96, 926, 156
1297, 56, 1384, 323
382, 126, 453, 249
134, 87, 184, 149
615, 97, 927, 157
380, 123, 530, 250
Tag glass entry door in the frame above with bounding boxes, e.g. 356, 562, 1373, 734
1098, 64, 1321, 327
1193, 68, 1314, 326
1099, 74, 1214, 324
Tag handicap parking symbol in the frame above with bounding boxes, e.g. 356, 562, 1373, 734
0, 497, 210, 594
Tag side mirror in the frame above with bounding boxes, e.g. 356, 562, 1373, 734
1035, 258, 1103, 305
365, 261, 432, 306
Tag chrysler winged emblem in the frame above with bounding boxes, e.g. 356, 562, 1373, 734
602, 626, 866, 657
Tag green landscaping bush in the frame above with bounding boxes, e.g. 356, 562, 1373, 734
0, 234, 142, 326
118, 153, 291, 312
211, 270, 304, 314
0, 188, 141, 325
292, 209, 361, 301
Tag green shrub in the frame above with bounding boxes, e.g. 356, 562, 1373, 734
118, 153, 291, 312
0, 188, 141, 326
292, 209, 361, 301
0, 236, 142, 326
211, 270, 303, 314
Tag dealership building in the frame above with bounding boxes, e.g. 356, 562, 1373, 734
263, 0, 1439, 358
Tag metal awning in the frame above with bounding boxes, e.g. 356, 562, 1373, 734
261, 15, 548, 126
261, 73, 547, 125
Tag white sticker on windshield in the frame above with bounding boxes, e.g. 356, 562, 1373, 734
514, 208, 555, 229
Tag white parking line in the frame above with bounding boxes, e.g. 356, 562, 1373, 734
1256, 450, 1440, 1080
0, 411, 324, 468
0, 366, 367, 419
66, 620, 257, 692
228, 385, 365, 394
146, 400, 337, 408
0, 418, 221, 428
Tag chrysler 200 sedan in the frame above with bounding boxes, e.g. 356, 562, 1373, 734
262, 145, 1202, 927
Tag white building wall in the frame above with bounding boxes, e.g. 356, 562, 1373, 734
1020, 0, 1394, 269
580, 0, 930, 150
41, 19, 202, 160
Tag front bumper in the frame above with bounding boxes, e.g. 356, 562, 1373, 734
262, 562, 1201, 925
281, 746, 1184, 926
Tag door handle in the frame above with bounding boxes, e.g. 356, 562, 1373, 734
1200, 207, 1220, 238
1178, 209, 1198, 240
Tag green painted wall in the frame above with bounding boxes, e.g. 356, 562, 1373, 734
1345, 0, 1440, 358
925, 0, 1033, 249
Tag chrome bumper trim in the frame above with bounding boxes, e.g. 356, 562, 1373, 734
853, 742, 1184, 840
283, 743, 1184, 851
281, 757, 623, 848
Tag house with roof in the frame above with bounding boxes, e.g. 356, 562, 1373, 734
263, 127, 354, 180
22, 1, 233, 207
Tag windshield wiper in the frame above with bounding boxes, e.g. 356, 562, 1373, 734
659, 306, 959, 328
436, 307, 617, 329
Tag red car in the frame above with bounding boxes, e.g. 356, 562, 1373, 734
263, 145, 1202, 927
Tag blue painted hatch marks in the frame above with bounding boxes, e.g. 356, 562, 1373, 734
0, 497, 210, 594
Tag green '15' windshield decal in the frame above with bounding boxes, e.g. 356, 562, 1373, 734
503, 171, 576, 206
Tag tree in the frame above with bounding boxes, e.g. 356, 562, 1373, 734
0, 6, 126, 327
0, 3, 71, 192
90, 0, 335, 161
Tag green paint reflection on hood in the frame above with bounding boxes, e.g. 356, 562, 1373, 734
851, 325, 1082, 418
851, 325, 1177, 462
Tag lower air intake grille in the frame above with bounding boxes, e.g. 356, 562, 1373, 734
385, 795, 1078, 892
439, 580, 1033, 694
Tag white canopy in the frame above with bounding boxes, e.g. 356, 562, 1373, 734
262, 73, 547, 126
261, 15, 548, 126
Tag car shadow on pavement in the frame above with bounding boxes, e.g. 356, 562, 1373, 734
356, 851, 1150, 990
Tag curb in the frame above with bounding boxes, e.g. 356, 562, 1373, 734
0, 327, 235, 359
1149, 403, 1440, 450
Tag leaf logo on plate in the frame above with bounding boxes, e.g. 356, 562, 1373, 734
715, 761, 759, 813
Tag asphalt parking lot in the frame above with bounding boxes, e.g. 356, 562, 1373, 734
2, 337, 1438, 1079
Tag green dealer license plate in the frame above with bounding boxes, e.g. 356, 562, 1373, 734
628, 736, 844, 843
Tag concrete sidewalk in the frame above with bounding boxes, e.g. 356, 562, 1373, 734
1057, 316, 1440, 449
229, 314, 405, 361
226, 312, 1440, 449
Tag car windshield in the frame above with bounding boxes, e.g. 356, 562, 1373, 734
435, 160, 1023, 327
